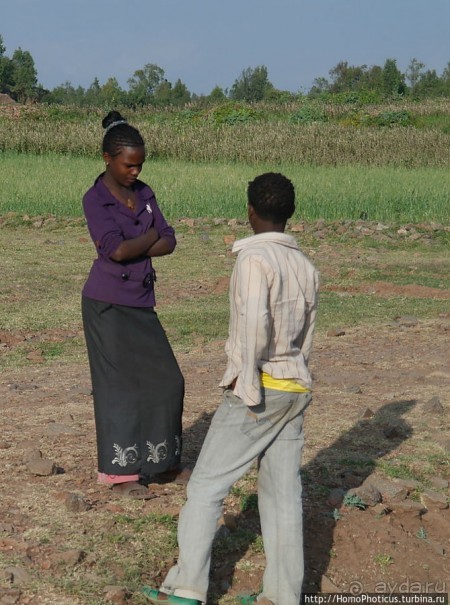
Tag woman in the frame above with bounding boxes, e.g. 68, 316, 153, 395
82, 111, 188, 499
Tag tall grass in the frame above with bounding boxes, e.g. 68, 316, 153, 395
1, 152, 449, 222
1, 119, 449, 167
1, 100, 449, 166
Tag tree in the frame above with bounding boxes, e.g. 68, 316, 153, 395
406, 58, 425, 93
98, 77, 126, 107
10, 47, 38, 102
208, 86, 226, 103
127, 63, 165, 105
328, 61, 368, 92
46, 81, 83, 105
84, 77, 101, 106
153, 79, 172, 105
308, 76, 330, 97
414, 69, 443, 98
0, 34, 13, 93
171, 78, 191, 106
382, 58, 406, 97
441, 61, 450, 96
230, 65, 273, 102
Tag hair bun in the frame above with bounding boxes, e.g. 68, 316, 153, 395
102, 110, 126, 130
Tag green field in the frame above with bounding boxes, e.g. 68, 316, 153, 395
1, 152, 449, 223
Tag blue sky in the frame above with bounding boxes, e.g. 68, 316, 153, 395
2, 0, 449, 94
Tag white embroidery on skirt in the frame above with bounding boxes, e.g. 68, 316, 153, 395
174, 435, 181, 457
112, 444, 138, 467
146, 440, 168, 463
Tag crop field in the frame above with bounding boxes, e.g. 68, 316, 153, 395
1, 99, 449, 223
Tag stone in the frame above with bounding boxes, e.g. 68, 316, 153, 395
346, 385, 363, 394
420, 489, 449, 511
48, 550, 84, 567
0, 588, 22, 605
394, 315, 419, 327
26, 457, 57, 476
22, 449, 42, 465
429, 476, 449, 490
290, 223, 305, 232
369, 503, 390, 516
382, 424, 406, 440
65, 493, 91, 513
25, 350, 45, 363
102, 585, 128, 605
45, 422, 82, 436
340, 472, 363, 489
359, 407, 374, 418
423, 396, 444, 414
222, 513, 238, 531
3, 566, 32, 587
348, 484, 382, 507
362, 476, 409, 503
390, 501, 427, 517
327, 328, 346, 337
327, 488, 345, 507
321, 575, 340, 593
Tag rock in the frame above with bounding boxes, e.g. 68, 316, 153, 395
22, 448, 43, 465
26, 457, 57, 476
327, 328, 346, 337
321, 575, 340, 592
3, 566, 32, 587
340, 472, 363, 489
0, 588, 22, 605
429, 476, 449, 490
346, 385, 363, 394
65, 493, 91, 513
222, 513, 238, 531
423, 396, 444, 414
369, 503, 391, 516
347, 484, 382, 507
102, 585, 128, 605
390, 501, 427, 517
420, 489, 449, 511
362, 476, 409, 503
48, 550, 84, 567
359, 407, 374, 419
391, 478, 421, 491
327, 488, 345, 507
45, 422, 82, 436
0, 523, 15, 533
214, 524, 230, 541
427, 541, 446, 556
382, 424, 407, 440
25, 350, 45, 363
437, 437, 450, 452
394, 315, 419, 327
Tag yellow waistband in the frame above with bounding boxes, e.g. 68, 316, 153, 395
260, 372, 310, 393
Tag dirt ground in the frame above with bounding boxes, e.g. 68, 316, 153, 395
1, 313, 449, 604
1, 222, 449, 604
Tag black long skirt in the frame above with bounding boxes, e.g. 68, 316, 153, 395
82, 296, 184, 479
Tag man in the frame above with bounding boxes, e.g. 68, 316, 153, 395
144, 172, 320, 605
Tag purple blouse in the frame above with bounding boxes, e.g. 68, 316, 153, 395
82, 175, 176, 307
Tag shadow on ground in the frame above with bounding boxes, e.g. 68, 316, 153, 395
180, 398, 416, 602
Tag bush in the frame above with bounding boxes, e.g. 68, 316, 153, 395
289, 104, 327, 124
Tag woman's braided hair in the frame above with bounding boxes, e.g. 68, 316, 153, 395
102, 110, 145, 157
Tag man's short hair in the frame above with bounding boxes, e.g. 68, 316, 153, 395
247, 172, 295, 223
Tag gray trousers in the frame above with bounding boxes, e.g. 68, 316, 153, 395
161, 388, 311, 605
